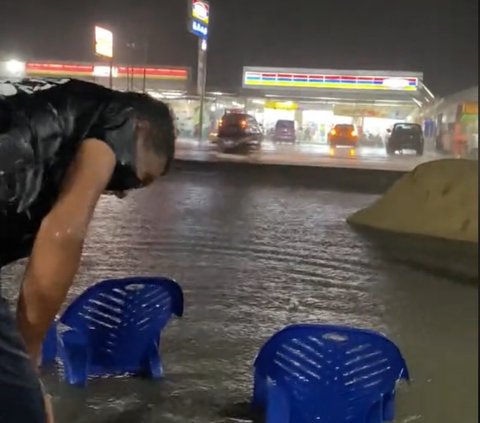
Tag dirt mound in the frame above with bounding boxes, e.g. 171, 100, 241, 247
347, 159, 478, 243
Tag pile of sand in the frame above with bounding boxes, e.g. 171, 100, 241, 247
347, 159, 478, 243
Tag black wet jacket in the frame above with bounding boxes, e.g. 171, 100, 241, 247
0, 79, 143, 267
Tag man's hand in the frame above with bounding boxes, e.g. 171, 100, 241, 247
16, 139, 116, 365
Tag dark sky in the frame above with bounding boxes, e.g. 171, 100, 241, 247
0, 0, 477, 95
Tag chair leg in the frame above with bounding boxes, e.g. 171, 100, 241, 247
252, 368, 266, 410
59, 329, 89, 387
266, 381, 290, 423
41, 324, 58, 365
383, 391, 396, 421
143, 340, 164, 379
367, 400, 383, 423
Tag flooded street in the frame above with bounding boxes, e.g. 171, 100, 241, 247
1, 168, 477, 423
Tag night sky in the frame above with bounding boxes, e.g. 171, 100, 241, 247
0, 0, 477, 95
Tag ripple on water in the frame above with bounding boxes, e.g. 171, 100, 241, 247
1, 170, 477, 423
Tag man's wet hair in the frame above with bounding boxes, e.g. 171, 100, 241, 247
117, 91, 176, 175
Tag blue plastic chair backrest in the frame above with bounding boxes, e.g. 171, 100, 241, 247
59, 277, 183, 368
255, 324, 409, 423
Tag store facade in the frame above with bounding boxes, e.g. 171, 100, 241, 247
0, 60, 191, 93
240, 66, 428, 144
2, 60, 435, 144
413, 86, 478, 156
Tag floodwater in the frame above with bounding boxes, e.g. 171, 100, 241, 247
1, 167, 478, 423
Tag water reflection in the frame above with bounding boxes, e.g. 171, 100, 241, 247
1, 169, 477, 423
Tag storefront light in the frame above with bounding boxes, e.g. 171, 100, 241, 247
147, 91, 162, 99
412, 98, 423, 108
383, 78, 410, 89
93, 65, 118, 77
5, 59, 26, 76
265, 100, 298, 110
161, 91, 184, 99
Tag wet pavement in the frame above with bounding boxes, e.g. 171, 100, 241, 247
1, 168, 477, 423
176, 139, 448, 171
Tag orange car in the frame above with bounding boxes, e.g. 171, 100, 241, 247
328, 124, 359, 146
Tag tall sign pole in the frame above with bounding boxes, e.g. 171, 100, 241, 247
187, 0, 210, 142
95, 26, 114, 88
197, 38, 208, 143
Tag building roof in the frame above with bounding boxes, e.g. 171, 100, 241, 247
241, 66, 428, 106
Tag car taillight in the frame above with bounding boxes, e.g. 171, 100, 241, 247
241, 120, 247, 128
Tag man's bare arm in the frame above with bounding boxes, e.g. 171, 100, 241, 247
16, 139, 116, 364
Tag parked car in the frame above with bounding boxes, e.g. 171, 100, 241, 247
273, 120, 296, 143
216, 113, 263, 153
386, 123, 424, 156
328, 124, 359, 147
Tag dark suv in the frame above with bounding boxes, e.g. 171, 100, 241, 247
386, 123, 424, 156
216, 113, 263, 153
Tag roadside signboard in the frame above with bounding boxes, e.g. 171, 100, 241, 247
95, 26, 113, 58
188, 0, 209, 39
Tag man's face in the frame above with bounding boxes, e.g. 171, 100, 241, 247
106, 146, 166, 199
104, 118, 173, 199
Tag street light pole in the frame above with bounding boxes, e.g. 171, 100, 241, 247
187, 0, 210, 142
126, 38, 148, 92
143, 38, 149, 93
126, 42, 136, 91
197, 38, 208, 142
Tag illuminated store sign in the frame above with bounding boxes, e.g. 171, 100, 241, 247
188, 0, 209, 39
95, 26, 113, 58
192, 0, 209, 24
265, 100, 298, 110
243, 70, 418, 91
191, 20, 208, 38
26, 62, 188, 80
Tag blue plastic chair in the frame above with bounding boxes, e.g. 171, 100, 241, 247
41, 276, 183, 386
252, 324, 409, 423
